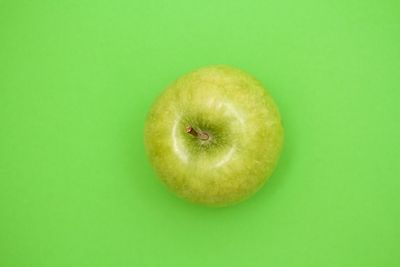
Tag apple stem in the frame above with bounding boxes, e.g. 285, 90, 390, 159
186, 126, 209, 141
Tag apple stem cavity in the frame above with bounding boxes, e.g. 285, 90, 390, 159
186, 126, 209, 141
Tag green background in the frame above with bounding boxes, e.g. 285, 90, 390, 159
1, 0, 399, 266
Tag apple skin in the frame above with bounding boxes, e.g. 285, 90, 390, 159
144, 65, 284, 207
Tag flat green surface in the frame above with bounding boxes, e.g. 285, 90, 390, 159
0, 0, 399, 266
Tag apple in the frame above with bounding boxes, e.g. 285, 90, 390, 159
144, 65, 284, 207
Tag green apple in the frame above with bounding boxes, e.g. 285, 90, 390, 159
144, 65, 284, 207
